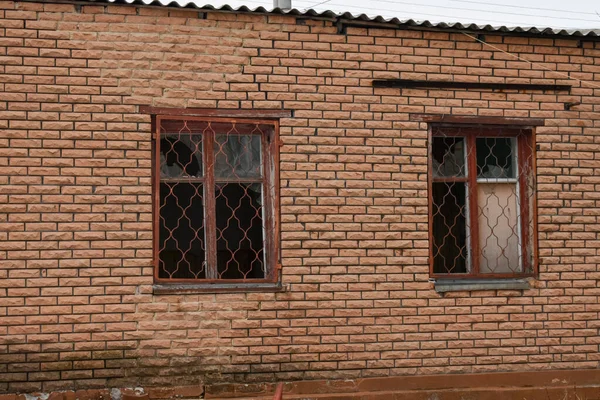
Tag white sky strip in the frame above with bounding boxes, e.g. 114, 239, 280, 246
172, 0, 600, 29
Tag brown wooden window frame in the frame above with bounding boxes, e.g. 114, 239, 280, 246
152, 114, 280, 286
428, 124, 538, 279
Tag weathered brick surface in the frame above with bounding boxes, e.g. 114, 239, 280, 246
1, 0, 600, 393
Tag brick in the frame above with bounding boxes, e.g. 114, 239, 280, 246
0, 0, 599, 394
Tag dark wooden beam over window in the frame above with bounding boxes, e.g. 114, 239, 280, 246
373, 79, 571, 92
410, 114, 545, 127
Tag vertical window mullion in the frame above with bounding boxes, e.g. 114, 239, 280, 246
204, 125, 218, 279
517, 133, 531, 273
153, 116, 161, 282
513, 136, 523, 274
262, 130, 273, 281
467, 134, 480, 276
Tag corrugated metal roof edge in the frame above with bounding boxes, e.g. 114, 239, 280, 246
30, 0, 600, 38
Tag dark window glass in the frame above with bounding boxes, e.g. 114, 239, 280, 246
432, 182, 468, 274
214, 133, 262, 180
160, 134, 203, 178
215, 183, 265, 279
476, 137, 515, 179
432, 137, 466, 178
158, 182, 206, 279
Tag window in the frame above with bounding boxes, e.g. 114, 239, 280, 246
154, 116, 278, 284
429, 125, 536, 278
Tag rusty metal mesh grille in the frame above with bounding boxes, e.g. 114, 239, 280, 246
156, 118, 275, 282
430, 126, 535, 277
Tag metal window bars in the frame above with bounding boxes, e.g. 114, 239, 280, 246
429, 125, 536, 278
154, 116, 278, 283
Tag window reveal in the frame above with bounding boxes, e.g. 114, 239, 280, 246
155, 117, 278, 283
430, 126, 536, 278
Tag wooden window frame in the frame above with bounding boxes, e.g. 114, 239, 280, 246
428, 124, 538, 279
152, 114, 280, 286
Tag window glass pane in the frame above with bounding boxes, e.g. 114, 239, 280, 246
476, 137, 516, 179
158, 182, 206, 279
477, 183, 521, 274
215, 183, 265, 279
432, 137, 466, 177
160, 134, 203, 178
432, 182, 469, 274
214, 133, 262, 180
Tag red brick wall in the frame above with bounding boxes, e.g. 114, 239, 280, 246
1, 0, 600, 393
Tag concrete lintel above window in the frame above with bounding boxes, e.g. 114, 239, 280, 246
140, 106, 292, 119
433, 279, 531, 293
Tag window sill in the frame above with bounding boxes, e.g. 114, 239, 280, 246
433, 278, 531, 293
152, 282, 286, 295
